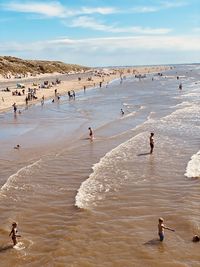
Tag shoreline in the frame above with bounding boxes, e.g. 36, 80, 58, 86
0, 65, 171, 114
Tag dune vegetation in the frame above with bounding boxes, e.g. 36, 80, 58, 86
0, 56, 89, 77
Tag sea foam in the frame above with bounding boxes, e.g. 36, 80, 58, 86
75, 132, 147, 209
0, 159, 41, 196
185, 151, 200, 178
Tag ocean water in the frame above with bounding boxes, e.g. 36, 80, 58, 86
0, 65, 200, 267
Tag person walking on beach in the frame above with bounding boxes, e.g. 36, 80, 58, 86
88, 127, 93, 140
12, 103, 17, 113
149, 133, 154, 154
158, 218, 175, 242
9, 222, 21, 246
72, 90, 76, 99
25, 96, 28, 106
68, 91, 72, 100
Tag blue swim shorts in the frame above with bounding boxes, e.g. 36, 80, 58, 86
159, 233, 164, 241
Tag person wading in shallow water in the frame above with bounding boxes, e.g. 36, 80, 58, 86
88, 127, 93, 141
149, 132, 154, 154
9, 222, 21, 246
158, 218, 175, 242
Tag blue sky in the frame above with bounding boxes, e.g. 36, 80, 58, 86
0, 0, 200, 66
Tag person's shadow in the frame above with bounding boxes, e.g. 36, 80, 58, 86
137, 152, 151, 156
0, 245, 13, 253
143, 238, 160, 246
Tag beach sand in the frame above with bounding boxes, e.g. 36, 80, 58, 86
0, 66, 170, 113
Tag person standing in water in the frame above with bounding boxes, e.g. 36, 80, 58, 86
9, 222, 21, 246
149, 132, 154, 154
12, 103, 17, 113
158, 218, 175, 242
88, 127, 93, 140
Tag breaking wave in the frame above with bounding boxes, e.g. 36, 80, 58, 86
0, 159, 42, 196
75, 132, 147, 209
185, 151, 200, 178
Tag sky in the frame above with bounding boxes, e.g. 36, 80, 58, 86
0, 0, 200, 66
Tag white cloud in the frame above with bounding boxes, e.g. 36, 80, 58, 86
160, 0, 188, 9
1, 35, 200, 53
2, 1, 66, 17
131, 6, 159, 13
1, 1, 117, 17
1, 35, 200, 66
130, 0, 188, 14
68, 16, 172, 34
1, 0, 189, 18
80, 7, 118, 15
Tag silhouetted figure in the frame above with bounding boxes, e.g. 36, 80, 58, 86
149, 133, 154, 154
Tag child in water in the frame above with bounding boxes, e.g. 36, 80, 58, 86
158, 218, 175, 241
9, 222, 21, 246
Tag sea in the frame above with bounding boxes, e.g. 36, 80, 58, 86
0, 65, 200, 267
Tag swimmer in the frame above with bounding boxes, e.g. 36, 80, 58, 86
9, 222, 21, 246
14, 145, 20, 149
158, 218, 175, 242
149, 133, 154, 154
121, 109, 124, 115
88, 127, 93, 140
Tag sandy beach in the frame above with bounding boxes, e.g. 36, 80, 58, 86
0, 65, 170, 113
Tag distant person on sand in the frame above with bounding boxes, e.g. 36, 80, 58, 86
88, 127, 93, 140
9, 222, 21, 246
158, 218, 175, 242
149, 133, 154, 154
